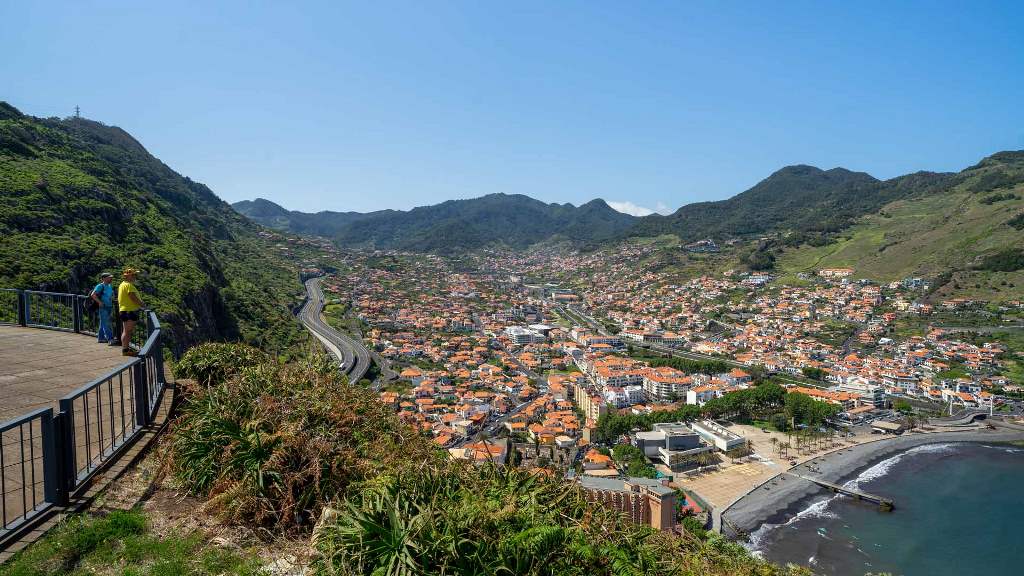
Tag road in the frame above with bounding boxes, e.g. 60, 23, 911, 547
454, 396, 535, 448
298, 277, 372, 383
459, 313, 542, 446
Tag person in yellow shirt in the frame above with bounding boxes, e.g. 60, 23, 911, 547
117, 267, 145, 356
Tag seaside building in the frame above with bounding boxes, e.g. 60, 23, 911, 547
633, 422, 713, 471
642, 367, 693, 401
572, 380, 608, 423
690, 420, 747, 452
579, 476, 677, 532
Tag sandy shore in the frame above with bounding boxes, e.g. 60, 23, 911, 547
722, 426, 1024, 534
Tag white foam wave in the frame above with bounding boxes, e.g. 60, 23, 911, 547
981, 444, 1023, 454
748, 442, 960, 553
746, 496, 839, 552
844, 442, 956, 491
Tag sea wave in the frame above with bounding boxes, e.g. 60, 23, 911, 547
981, 444, 1023, 454
746, 496, 839, 553
844, 442, 956, 491
749, 442, 959, 553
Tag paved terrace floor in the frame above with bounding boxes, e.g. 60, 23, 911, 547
0, 326, 129, 423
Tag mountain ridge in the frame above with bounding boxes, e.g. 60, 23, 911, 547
234, 192, 638, 252
233, 159, 961, 250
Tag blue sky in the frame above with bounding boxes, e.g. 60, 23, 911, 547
2, 1, 1022, 214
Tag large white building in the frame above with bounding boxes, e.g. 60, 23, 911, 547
505, 326, 547, 345
633, 422, 714, 472
690, 420, 746, 452
604, 385, 646, 408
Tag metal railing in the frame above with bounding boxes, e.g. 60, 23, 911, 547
0, 290, 150, 347
0, 290, 165, 546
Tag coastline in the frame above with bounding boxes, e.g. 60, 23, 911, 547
721, 426, 1024, 534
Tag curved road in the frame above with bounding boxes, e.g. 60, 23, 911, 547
299, 277, 372, 383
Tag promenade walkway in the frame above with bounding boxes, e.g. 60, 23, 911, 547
0, 326, 128, 423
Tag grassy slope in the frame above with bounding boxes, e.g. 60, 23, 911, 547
776, 165, 1024, 300
0, 510, 260, 576
0, 103, 305, 355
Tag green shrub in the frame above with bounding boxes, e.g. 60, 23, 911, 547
977, 248, 1024, 272
980, 192, 1019, 204
681, 515, 709, 540
169, 347, 438, 531
311, 462, 807, 576
174, 342, 270, 386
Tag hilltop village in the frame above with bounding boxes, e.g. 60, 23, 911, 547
270, 232, 1023, 532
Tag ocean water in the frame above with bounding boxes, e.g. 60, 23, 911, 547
751, 442, 1024, 576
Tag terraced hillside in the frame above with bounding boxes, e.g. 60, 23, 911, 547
776, 151, 1024, 300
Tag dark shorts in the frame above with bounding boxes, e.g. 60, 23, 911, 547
119, 310, 140, 322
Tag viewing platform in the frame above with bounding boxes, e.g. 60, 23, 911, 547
0, 327, 129, 423
1, 289, 170, 558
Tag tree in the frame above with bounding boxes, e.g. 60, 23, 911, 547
801, 367, 826, 380
627, 460, 657, 478
904, 414, 919, 430
770, 412, 789, 431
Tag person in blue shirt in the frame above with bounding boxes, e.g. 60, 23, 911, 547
90, 272, 115, 343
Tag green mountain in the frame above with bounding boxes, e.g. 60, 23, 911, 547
233, 193, 638, 252
628, 164, 956, 244
776, 150, 1024, 299
235, 161, 958, 254
0, 102, 304, 354
232, 197, 383, 237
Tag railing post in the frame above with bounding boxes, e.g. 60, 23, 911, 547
17, 290, 27, 326
134, 360, 150, 427
156, 336, 165, 386
40, 409, 60, 505
55, 401, 75, 505
73, 296, 83, 333
112, 298, 122, 345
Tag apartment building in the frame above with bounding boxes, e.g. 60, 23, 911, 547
603, 384, 646, 408
505, 325, 547, 345
572, 380, 608, 423
642, 367, 693, 401
579, 476, 677, 532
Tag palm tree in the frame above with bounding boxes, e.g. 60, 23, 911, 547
770, 436, 778, 455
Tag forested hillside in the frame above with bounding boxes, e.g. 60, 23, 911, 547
232, 197, 382, 238
0, 102, 304, 354
234, 193, 638, 252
